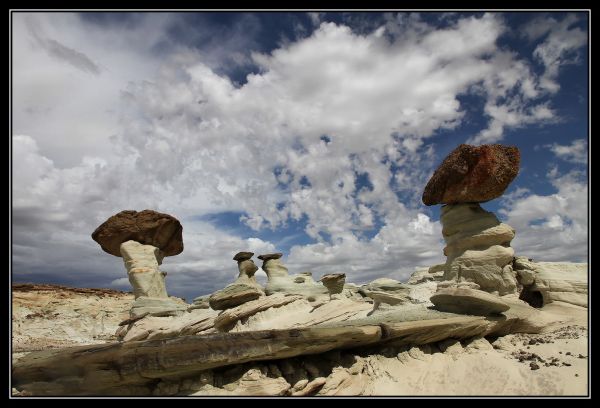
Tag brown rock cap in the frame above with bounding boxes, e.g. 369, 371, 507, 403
422, 144, 520, 206
92, 210, 183, 257
319, 273, 346, 283
233, 252, 254, 261
257, 253, 283, 261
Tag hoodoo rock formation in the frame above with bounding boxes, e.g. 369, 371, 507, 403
92, 210, 186, 318
12, 145, 588, 397
423, 144, 520, 296
208, 252, 264, 310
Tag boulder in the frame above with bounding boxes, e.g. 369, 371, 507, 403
422, 144, 520, 206
430, 287, 510, 316
92, 210, 183, 257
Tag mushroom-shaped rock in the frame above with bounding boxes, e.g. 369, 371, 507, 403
319, 274, 346, 298
91, 210, 184, 318
92, 210, 183, 257
430, 287, 510, 316
422, 144, 520, 206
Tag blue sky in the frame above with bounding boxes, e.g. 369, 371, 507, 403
11, 11, 589, 302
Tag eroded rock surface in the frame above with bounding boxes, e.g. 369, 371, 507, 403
440, 203, 517, 295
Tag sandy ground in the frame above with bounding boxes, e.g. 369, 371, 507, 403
360, 325, 588, 396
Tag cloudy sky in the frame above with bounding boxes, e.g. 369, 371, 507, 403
11, 11, 589, 302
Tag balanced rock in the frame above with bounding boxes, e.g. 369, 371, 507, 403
92, 210, 183, 257
440, 203, 517, 295
430, 287, 510, 316
422, 144, 520, 206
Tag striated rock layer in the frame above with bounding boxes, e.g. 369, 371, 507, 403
514, 261, 588, 307
120, 240, 168, 299
12, 284, 134, 351
440, 203, 517, 295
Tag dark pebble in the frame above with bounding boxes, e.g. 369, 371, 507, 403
530, 362, 540, 370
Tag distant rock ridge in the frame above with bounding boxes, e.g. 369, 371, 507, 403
12, 283, 131, 296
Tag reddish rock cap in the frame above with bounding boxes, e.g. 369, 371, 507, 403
92, 210, 183, 257
422, 144, 520, 206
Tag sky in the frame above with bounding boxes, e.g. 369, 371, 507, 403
10, 11, 589, 302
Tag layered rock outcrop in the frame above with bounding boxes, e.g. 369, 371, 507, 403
430, 287, 510, 316
440, 203, 517, 295
514, 260, 588, 307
